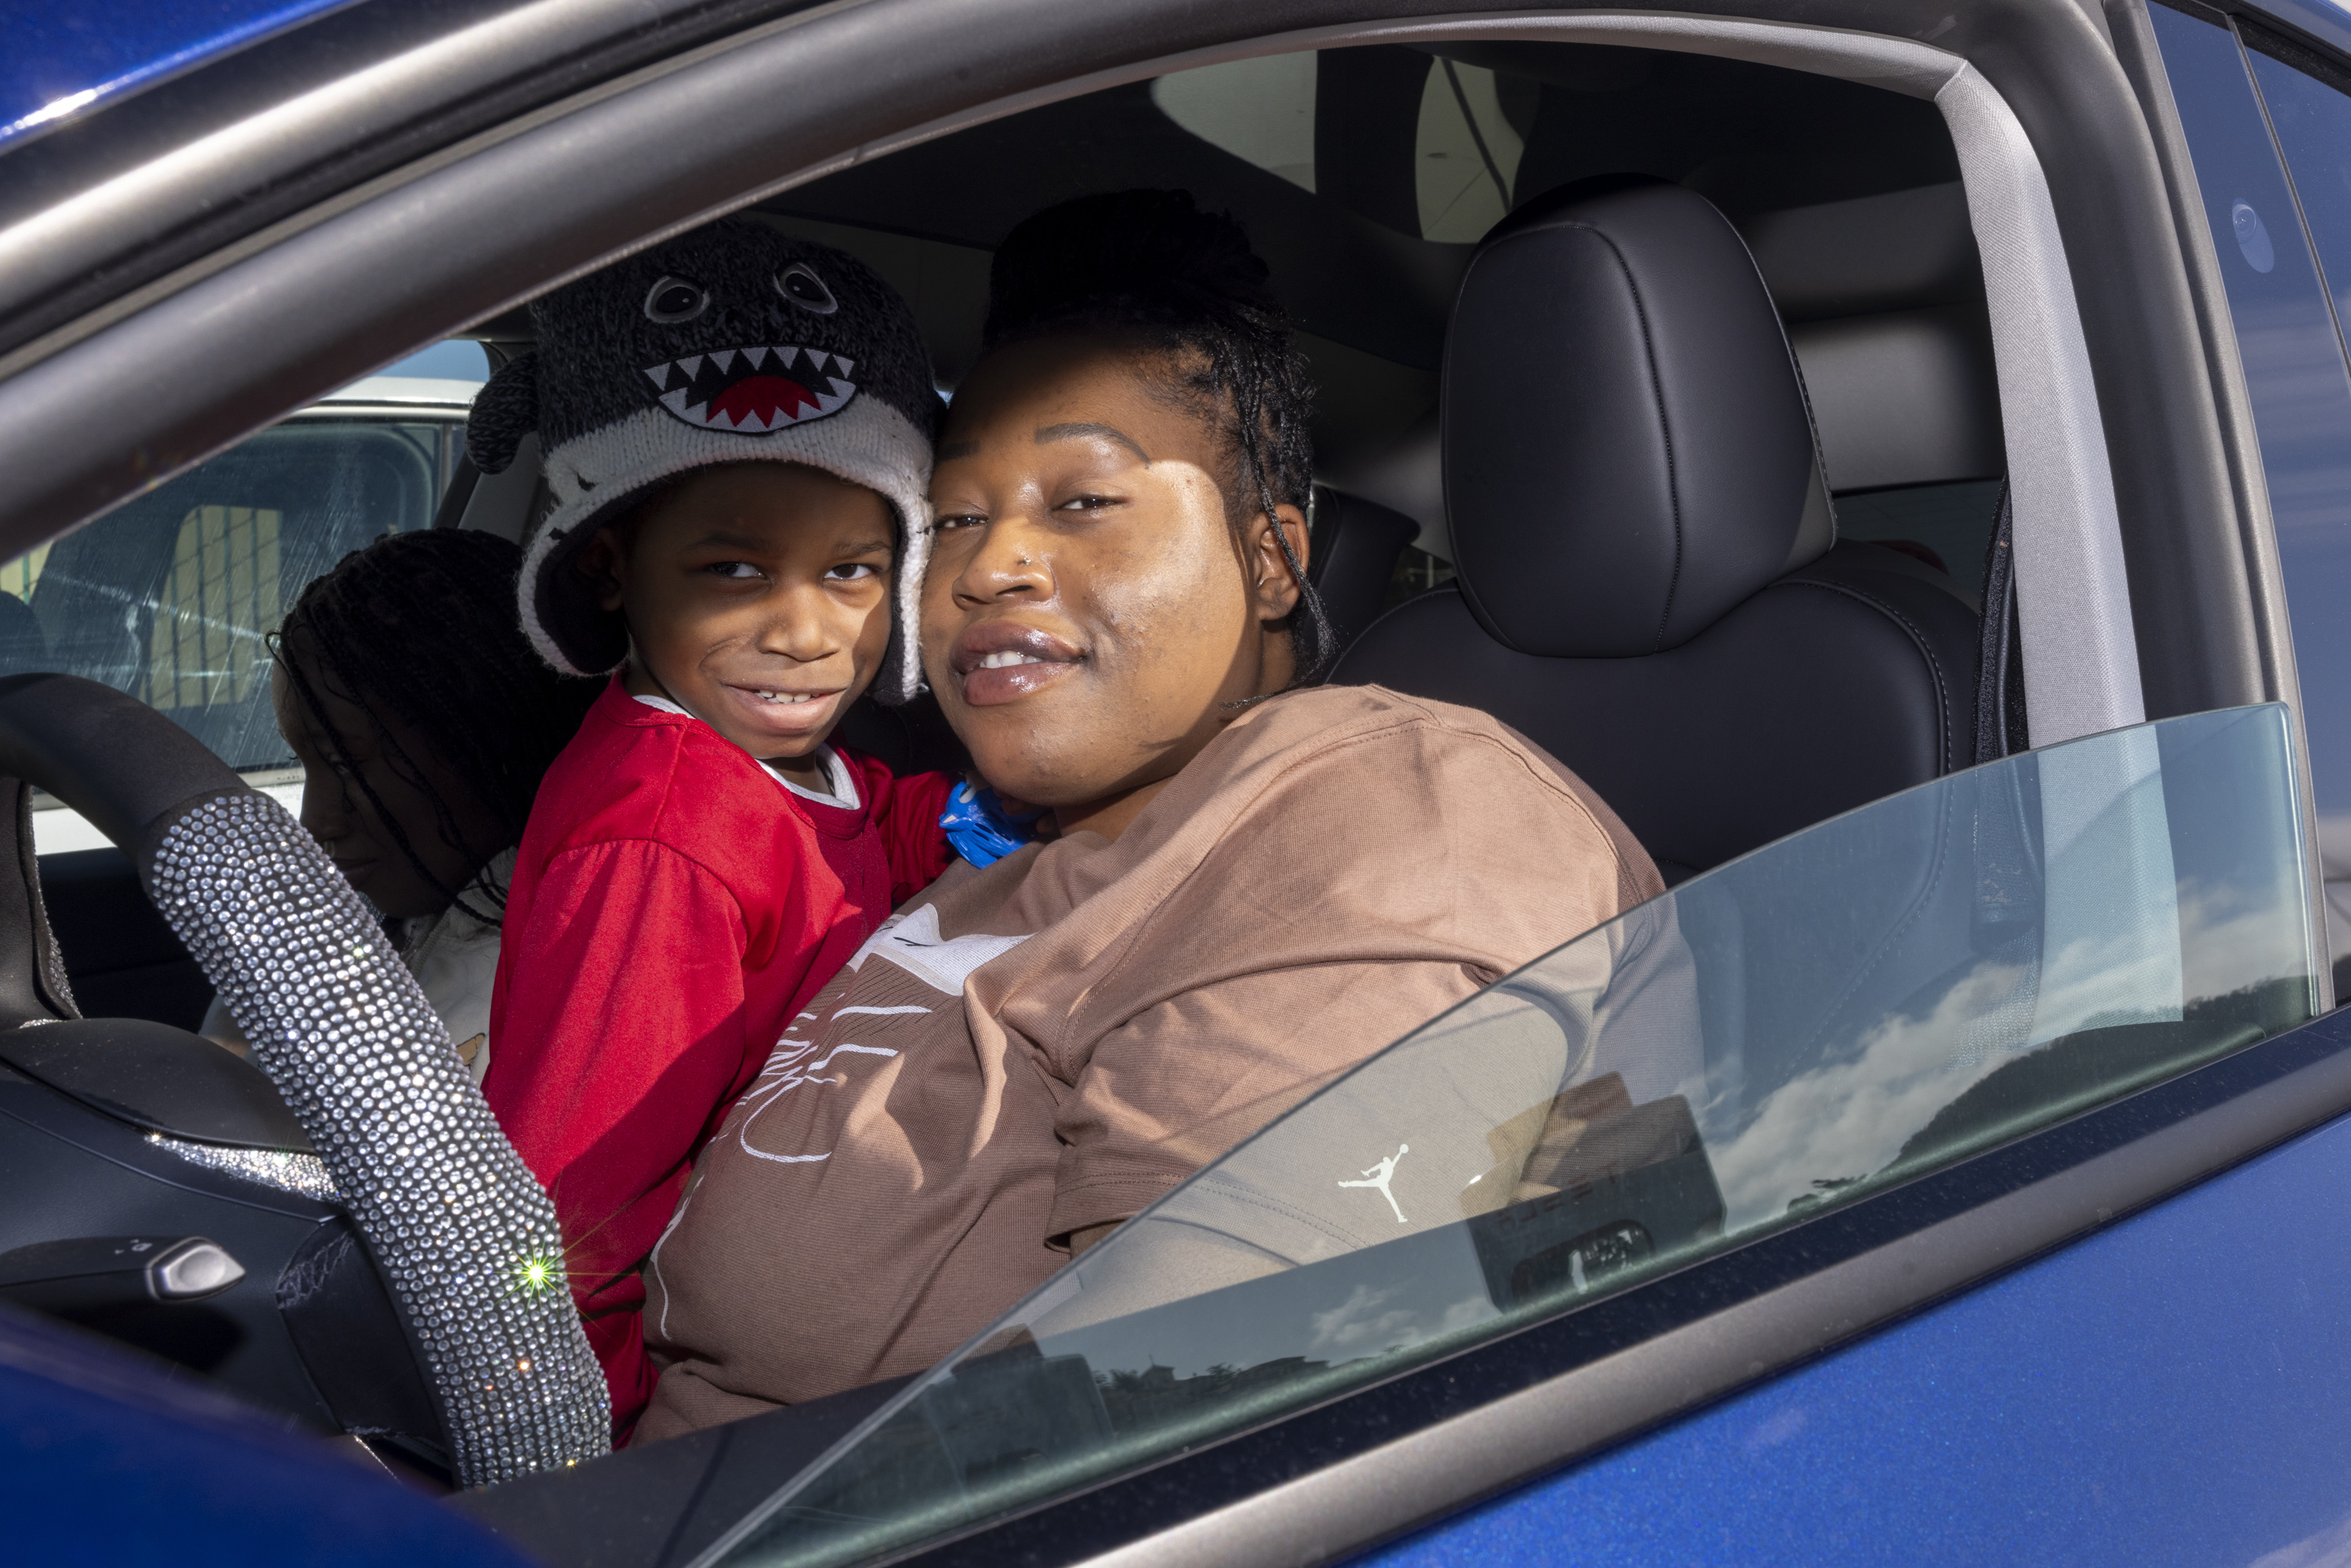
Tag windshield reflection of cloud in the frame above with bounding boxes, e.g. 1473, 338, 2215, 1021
1709, 880, 2298, 1229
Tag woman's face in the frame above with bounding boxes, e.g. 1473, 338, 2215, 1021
925, 334, 1305, 835
272, 640, 505, 920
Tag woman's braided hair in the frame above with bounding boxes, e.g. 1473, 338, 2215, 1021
980, 189, 1334, 680
276, 529, 599, 923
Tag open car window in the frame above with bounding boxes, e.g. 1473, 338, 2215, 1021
13, 341, 483, 851
698, 703, 2317, 1567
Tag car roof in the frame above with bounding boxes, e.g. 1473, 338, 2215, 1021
0, 0, 359, 151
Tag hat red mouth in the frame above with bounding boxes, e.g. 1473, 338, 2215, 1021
643, 345, 857, 433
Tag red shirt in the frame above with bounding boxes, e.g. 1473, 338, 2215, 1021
484, 678, 953, 1439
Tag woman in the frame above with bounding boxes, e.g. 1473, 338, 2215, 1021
632, 190, 1663, 1439
205, 530, 599, 1079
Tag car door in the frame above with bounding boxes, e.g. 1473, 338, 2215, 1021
448, 699, 2325, 1566
1, 0, 2343, 1561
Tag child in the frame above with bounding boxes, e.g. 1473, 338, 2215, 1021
206, 530, 598, 1078
465, 220, 973, 1439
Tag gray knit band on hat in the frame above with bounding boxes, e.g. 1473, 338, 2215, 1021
467, 219, 939, 702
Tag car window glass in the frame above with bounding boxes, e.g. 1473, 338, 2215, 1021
2147, 7, 2351, 993
1150, 51, 1532, 242
1414, 57, 1529, 241
705, 706, 2318, 1568
0, 342, 483, 785
2240, 35, 2351, 1001
1150, 55, 1320, 194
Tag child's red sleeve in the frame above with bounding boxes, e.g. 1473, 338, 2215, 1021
483, 838, 752, 1442
872, 768, 958, 906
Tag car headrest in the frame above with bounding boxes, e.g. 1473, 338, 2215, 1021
1444, 176, 1835, 658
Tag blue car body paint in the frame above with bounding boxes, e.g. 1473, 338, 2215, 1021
0, 0, 358, 149
1366, 1103, 2351, 1566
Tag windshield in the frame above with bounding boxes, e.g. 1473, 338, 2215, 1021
697, 704, 2318, 1568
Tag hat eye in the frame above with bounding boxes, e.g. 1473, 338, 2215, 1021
774, 263, 839, 315
643, 276, 709, 324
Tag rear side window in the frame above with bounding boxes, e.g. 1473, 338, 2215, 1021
2146, 7, 2351, 990
0, 342, 483, 774
706, 705, 2319, 1568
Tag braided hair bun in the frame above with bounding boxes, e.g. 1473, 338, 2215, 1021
980, 190, 1331, 677
982, 190, 1283, 343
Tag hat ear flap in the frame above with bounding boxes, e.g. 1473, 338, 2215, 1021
465, 351, 541, 475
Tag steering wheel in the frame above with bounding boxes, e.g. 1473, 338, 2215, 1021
0, 673, 606, 1486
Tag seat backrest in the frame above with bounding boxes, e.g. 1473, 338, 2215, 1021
1306, 488, 1418, 654
1331, 176, 1980, 882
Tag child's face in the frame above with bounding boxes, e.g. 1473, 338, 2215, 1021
582, 462, 896, 762
271, 643, 505, 921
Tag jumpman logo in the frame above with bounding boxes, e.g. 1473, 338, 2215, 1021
1338, 1143, 1411, 1224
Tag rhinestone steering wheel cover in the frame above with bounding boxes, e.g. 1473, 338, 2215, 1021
150, 791, 608, 1484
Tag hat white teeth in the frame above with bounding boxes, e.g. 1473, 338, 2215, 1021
643, 344, 857, 430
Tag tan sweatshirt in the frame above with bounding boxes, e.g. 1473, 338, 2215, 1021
635, 683, 1661, 1440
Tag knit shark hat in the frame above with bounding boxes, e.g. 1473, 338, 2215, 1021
468, 219, 939, 701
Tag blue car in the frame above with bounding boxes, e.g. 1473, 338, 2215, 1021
8, 0, 2351, 1563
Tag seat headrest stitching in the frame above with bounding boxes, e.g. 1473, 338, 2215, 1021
1599, 226, 1693, 658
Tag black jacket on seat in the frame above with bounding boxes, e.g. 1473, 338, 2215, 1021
1332, 176, 1981, 883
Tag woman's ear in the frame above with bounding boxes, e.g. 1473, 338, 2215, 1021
1247, 503, 1310, 623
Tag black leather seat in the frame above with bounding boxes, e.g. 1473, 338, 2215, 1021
1331, 176, 1982, 884
1306, 488, 1418, 654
